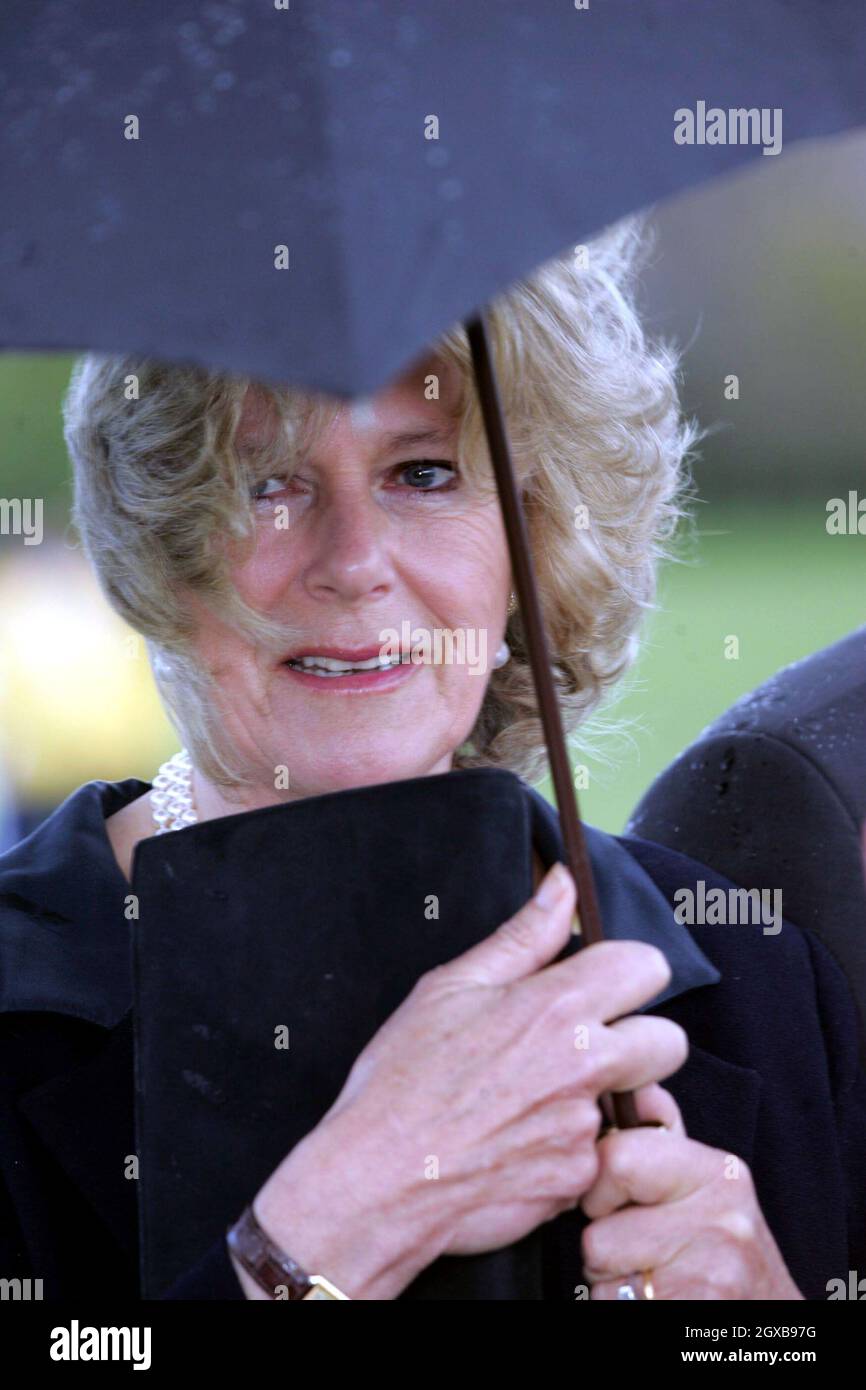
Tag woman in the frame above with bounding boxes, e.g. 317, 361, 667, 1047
1, 216, 863, 1301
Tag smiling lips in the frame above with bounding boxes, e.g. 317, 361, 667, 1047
280, 644, 415, 689
282, 645, 408, 675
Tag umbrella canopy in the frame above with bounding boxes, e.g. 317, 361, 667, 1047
1, 0, 865, 394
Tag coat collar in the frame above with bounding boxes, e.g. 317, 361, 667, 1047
524, 785, 720, 1008
0, 777, 147, 1027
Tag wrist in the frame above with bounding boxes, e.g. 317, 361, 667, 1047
247, 1111, 446, 1300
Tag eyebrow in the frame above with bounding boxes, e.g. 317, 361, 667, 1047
379, 425, 457, 452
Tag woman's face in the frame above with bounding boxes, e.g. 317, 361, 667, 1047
189, 354, 512, 800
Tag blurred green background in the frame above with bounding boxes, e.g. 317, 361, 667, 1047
1, 131, 864, 841
540, 505, 865, 828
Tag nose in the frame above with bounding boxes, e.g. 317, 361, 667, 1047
302, 480, 394, 605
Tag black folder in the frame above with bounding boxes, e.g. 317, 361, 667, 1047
132, 767, 558, 1298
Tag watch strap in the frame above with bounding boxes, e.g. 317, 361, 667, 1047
226, 1203, 350, 1300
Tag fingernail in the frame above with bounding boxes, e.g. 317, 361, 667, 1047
534, 862, 568, 910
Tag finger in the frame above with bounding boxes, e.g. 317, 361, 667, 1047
582, 1198, 695, 1280
582, 1129, 718, 1220
598, 1080, 685, 1143
627, 1082, 687, 1136
440, 862, 577, 987
590, 1013, 689, 1097
589, 1231, 755, 1301
537, 938, 674, 1024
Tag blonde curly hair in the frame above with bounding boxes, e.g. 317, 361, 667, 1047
62, 211, 703, 792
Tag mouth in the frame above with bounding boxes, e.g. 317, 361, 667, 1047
281, 645, 411, 676
278, 644, 417, 692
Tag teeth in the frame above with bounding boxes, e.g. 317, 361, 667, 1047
287, 654, 403, 675
300, 655, 390, 670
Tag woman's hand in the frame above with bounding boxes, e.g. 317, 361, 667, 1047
247, 861, 688, 1298
580, 1085, 804, 1300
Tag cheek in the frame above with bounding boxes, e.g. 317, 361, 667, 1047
429, 508, 509, 607
228, 526, 295, 609
184, 591, 260, 690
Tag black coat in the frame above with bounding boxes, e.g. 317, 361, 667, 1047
1, 775, 864, 1300
627, 625, 866, 1073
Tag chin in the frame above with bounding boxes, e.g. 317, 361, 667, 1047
289, 747, 451, 798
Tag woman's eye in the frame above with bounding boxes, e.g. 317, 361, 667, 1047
395, 460, 457, 492
250, 476, 291, 504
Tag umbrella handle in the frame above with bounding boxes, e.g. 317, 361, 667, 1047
466, 311, 641, 1133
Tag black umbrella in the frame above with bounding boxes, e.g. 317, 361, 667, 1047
4, 0, 866, 394
3, 0, 866, 1290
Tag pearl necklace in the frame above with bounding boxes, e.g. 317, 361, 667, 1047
150, 748, 198, 834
